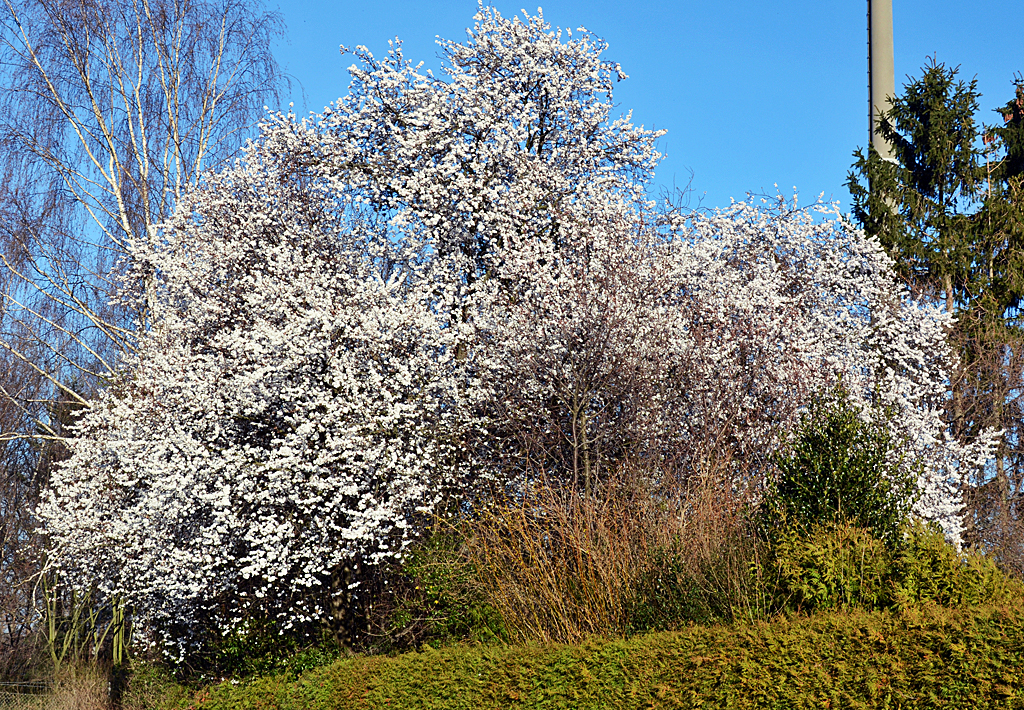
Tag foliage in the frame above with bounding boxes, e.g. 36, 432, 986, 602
773, 522, 892, 612
37, 6, 997, 660
772, 520, 1023, 614
765, 386, 918, 548
623, 468, 781, 631
989, 78, 1024, 185
625, 529, 775, 632
848, 58, 983, 300
365, 531, 507, 653
194, 621, 341, 681
185, 606, 1024, 710
625, 547, 714, 630
892, 521, 1023, 609
120, 661, 194, 710
460, 471, 697, 644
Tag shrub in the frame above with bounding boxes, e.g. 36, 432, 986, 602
892, 520, 1024, 608
772, 520, 1024, 614
625, 467, 781, 630
47, 663, 112, 710
461, 464, 782, 642
191, 605, 1024, 710
773, 521, 894, 612
462, 480, 657, 644
120, 661, 192, 710
766, 386, 918, 549
191, 620, 341, 681
364, 531, 507, 653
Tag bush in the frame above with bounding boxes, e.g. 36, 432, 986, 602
192, 605, 1024, 710
773, 521, 893, 612
765, 386, 918, 549
46, 663, 112, 710
462, 481, 657, 644
625, 470, 780, 631
892, 520, 1024, 608
625, 545, 718, 630
193, 620, 341, 681
364, 530, 507, 653
120, 661, 193, 710
460, 465, 781, 642
772, 520, 1024, 614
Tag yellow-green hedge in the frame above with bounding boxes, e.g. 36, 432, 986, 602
187, 604, 1024, 710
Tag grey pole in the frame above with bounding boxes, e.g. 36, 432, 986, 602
869, 0, 896, 162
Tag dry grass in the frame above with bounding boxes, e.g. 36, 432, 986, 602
38, 665, 110, 710
672, 464, 781, 624
463, 471, 664, 643
461, 460, 778, 644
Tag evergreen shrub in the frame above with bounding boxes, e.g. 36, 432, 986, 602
765, 385, 918, 549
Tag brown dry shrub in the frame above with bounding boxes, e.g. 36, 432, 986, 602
461, 459, 779, 644
42, 664, 110, 710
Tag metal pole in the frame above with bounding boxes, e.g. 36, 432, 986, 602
869, 0, 896, 162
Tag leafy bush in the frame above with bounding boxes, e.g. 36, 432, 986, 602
366, 531, 506, 652
766, 386, 918, 548
773, 522, 895, 612
772, 520, 1024, 614
892, 520, 1024, 608
194, 620, 341, 681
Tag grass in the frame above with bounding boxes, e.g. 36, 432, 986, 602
175, 603, 1024, 710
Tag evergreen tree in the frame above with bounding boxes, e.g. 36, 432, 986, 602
847, 58, 982, 311
766, 387, 917, 551
848, 62, 1024, 569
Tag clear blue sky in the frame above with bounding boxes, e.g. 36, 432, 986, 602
272, 1, 1024, 213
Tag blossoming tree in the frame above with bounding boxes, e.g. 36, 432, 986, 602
39, 122, 467, 653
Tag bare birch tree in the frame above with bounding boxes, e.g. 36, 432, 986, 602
0, 0, 284, 433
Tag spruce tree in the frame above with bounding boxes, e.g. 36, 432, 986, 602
848, 63, 1024, 569
847, 58, 982, 311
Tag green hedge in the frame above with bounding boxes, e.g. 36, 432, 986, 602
184, 604, 1024, 710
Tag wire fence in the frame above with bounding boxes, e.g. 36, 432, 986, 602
0, 683, 50, 710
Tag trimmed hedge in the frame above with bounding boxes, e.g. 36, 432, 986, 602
186, 604, 1024, 710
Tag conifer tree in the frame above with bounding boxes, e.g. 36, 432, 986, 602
847, 58, 982, 312
848, 63, 1024, 568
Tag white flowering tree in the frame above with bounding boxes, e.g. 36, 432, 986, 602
315, 5, 662, 279
38, 117, 467, 655
469, 191, 997, 543
37, 6, 995, 658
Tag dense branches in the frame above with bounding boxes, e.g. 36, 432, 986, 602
0, 0, 285, 423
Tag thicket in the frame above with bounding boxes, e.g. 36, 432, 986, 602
4, 5, 1024, 709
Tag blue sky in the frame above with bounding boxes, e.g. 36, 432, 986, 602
272, 1, 1024, 213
